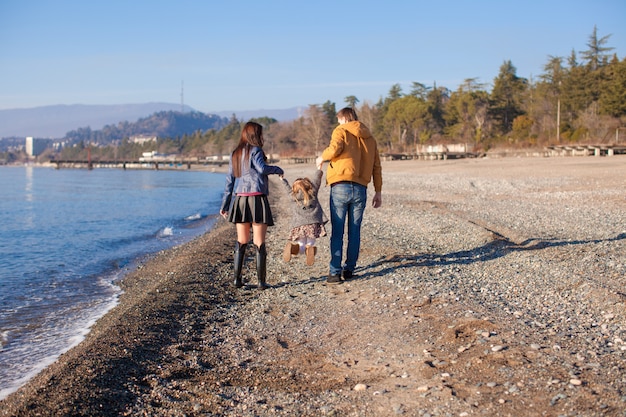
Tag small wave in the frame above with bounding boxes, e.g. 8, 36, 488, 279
158, 226, 174, 238
0, 330, 8, 350
184, 213, 202, 221
0, 291, 120, 401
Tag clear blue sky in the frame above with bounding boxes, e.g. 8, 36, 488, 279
1, 0, 624, 114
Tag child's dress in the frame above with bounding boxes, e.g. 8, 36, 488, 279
280, 169, 328, 265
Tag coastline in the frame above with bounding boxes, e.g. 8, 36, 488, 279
1, 156, 625, 416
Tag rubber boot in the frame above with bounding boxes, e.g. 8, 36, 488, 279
255, 243, 268, 290
233, 242, 247, 288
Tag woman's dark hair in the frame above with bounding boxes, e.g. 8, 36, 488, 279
336, 107, 358, 122
232, 122, 265, 177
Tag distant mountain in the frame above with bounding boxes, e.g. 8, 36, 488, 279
0, 104, 302, 139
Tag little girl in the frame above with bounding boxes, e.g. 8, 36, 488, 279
280, 169, 328, 266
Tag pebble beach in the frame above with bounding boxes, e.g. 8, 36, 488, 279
1, 156, 625, 416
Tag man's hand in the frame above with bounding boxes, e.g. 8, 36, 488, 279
315, 156, 324, 170
372, 192, 382, 208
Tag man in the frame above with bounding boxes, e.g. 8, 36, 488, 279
316, 107, 382, 284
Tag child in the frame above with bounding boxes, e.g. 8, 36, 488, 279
280, 169, 328, 266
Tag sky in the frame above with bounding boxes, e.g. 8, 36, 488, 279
0, 0, 624, 114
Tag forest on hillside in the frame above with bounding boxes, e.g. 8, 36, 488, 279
9, 26, 623, 164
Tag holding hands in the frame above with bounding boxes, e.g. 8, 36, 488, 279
315, 156, 324, 170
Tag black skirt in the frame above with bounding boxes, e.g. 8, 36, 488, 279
227, 195, 274, 226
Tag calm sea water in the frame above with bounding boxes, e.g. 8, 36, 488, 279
0, 166, 225, 400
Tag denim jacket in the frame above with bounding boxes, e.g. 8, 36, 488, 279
220, 146, 283, 212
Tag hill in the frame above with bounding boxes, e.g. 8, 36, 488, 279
0, 104, 302, 139
64, 111, 230, 146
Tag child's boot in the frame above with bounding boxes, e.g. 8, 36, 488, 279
283, 241, 299, 262
305, 245, 317, 266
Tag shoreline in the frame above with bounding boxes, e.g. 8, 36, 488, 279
1, 156, 625, 416
0, 169, 224, 402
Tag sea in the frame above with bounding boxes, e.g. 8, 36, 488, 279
0, 165, 226, 400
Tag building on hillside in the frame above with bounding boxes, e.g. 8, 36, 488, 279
25, 137, 48, 156
130, 135, 157, 144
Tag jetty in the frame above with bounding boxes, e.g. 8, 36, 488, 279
544, 144, 626, 157
50, 158, 227, 170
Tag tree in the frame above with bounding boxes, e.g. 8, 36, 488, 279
425, 85, 448, 137
344, 96, 359, 108
580, 25, 614, 71
383, 96, 427, 152
445, 82, 490, 146
357, 102, 379, 137
409, 82, 430, 100
321, 100, 337, 126
489, 60, 528, 135
302, 104, 332, 154
250, 117, 278, 129
533, 56, 566, 143
599, 56, 626, 117
371, 85, 403, 144
540, 55, 565, 86
386, 84, 403, 103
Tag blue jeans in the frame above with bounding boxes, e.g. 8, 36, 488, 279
329, 182, 367, 275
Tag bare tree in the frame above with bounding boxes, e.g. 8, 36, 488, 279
302, 104, 331, 155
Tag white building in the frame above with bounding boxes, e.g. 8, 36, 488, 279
130, 135, 157, 144
25, 137, 48, 156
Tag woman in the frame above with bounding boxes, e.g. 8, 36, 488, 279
220, 121, 283, 289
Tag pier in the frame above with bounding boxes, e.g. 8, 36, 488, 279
51, 158, 227, 170
544, 144, 626, 157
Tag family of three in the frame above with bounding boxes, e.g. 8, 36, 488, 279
219, 107, 383, 288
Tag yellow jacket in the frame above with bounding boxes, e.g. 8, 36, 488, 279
321, 121, 382, 192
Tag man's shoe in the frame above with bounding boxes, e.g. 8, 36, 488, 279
327, 274, 342, 284
342, 270, 354, 280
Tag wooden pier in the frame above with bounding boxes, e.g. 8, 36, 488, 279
545, 144, 626, 157
51, 158, 227, 170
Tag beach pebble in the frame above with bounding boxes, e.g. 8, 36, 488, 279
8, 159, 623, 416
